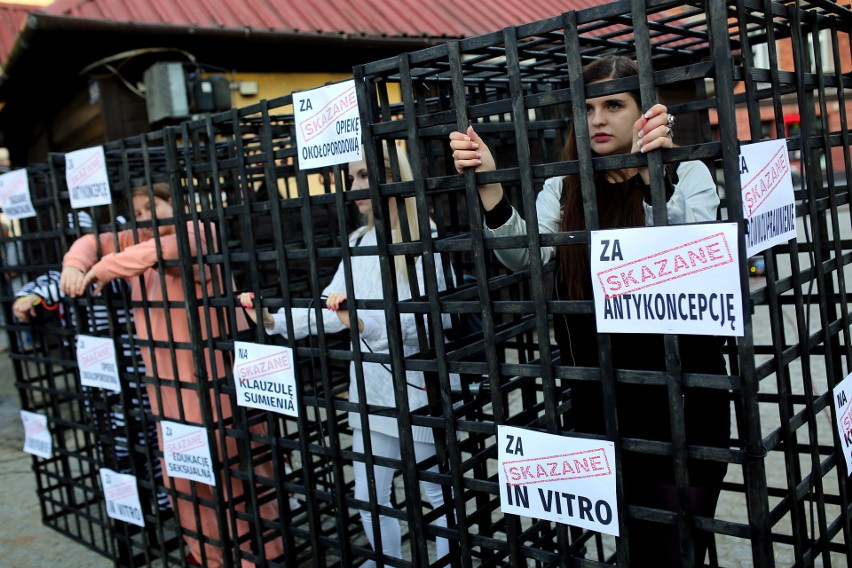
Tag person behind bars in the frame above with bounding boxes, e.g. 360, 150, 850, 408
240, 144, 456, 567
13, 211, 171, 564
449, 54, 730, 566
59, 182, 284, 568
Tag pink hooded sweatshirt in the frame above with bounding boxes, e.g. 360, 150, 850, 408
64, 223, 239, 420
64, 223, 284, 567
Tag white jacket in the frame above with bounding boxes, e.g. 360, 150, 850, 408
486, 160, 720, 271
265, 225, 457, 443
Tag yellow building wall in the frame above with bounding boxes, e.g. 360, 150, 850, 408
229, 72, 402, 112
229, 72, 350, 109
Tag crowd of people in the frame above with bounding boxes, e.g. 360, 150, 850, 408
4, 54, 731, 567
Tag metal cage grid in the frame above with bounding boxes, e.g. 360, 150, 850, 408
2, 160, 116, 558
349, 0, 852, 566
4, 0, 852, 566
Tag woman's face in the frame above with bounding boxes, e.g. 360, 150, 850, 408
132, 194, 175, 237
347, 159, 373, 216
585, 81, 642, 156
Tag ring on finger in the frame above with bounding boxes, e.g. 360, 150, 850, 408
666, 114, 676, 138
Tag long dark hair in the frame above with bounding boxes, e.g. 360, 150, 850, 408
558, 55, 647, 300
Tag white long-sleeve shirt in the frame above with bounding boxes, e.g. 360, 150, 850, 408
487, 160, 719, 271
265, 225, 457, 443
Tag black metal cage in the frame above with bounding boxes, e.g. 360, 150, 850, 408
4, 1, 852, 566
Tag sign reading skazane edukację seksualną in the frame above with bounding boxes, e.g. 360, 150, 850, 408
590, 222, 743, 336
75, 334, 121, 392
162, 421, 216, 486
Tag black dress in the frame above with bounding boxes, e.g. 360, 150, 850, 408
554, 309, 731, 489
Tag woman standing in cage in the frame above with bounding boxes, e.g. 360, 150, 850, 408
449, 55, 730, 566
13, 211, 172, 564
239, 145, 455, 567
59, 182, 284, 568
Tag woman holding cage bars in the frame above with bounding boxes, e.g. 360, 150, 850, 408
239, 145, 456, 567
13, 211, 172, 564
449, 54, 731, 566
59, 182, 285, 568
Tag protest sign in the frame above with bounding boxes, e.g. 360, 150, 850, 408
497, 425, 619, 536
162, 420, 216, 486
293, 79, 362, 169
0, 168, 35, 219
833, 373, 852, 476
233, 341, 298, 417
66, 146, 112, 208
100, 468, 145, 527
20, 410, 51, 458
739, 139, 796, 256
76, 334, 121, 392
590, 223, 743, 336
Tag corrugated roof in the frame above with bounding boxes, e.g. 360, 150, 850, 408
0, 2, 35, 66
40, 0, 601, 39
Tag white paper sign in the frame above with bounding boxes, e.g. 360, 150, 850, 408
497, 425, 619, 535
66, 146, 112, 208
76, 334, 121, 392
162, 421, 216, 486
740, 139, 797, 256
20, 410, 51, 458
100, 468, 145, 527
293, 79, 362, 169
233, 341, 298, 417
833, 373, 852, 476
0, 168, 35, 219
590, 223, 743, 336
